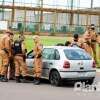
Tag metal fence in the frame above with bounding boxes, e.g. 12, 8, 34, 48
0, 0, 100, 34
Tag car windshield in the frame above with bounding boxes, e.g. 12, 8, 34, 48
64, 49, 92, 60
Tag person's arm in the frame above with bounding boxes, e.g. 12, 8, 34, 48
36, 44, 43, 58
22, 42, 27, 54
4, 37, 11, 56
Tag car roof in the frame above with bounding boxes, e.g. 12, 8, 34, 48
43, 46, 82, 50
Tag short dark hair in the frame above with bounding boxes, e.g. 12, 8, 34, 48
65, 41, 71, 46
74, 34, 79, 39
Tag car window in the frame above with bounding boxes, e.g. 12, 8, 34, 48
55, 49, 60, 60
42, 48, 56, 60
64, 49, 92, 60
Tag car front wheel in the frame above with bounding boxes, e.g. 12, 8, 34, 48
49, 70, 61, 86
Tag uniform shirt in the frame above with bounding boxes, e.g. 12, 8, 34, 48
0, 35, 12, 56
34, 42, 43, 58
83, 31, 91, 41
91, 31, 97, 41
79, 38, 93, 56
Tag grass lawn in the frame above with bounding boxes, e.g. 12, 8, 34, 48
25, 35, 71, 50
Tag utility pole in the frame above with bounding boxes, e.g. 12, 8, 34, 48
11, 0, 15, 28
37, 0, 43, 35
1, 0, 5, 20
90, 0, 93, 25
70, 0, 73, 26
91, 0, 93, 8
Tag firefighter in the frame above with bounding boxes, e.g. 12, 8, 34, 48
90, 24, 97, 62
79, 28, 93, 56
33, 35, 43, 85
0, 30, 13, 82
13, 35, 28, 83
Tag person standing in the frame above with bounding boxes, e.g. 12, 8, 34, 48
79, 28, 93, 56
0, 30, 13, 82
33, 35, 43, 85
90, 24, 97, 62
13, 35, 28, 83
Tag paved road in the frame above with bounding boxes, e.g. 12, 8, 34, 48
0, 73, 100, 100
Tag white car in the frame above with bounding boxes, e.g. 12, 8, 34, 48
26, 46, 96, 86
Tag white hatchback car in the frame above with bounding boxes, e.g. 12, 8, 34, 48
26, 46, 96, 86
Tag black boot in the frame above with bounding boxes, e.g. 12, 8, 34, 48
33, 77, 40, 85
0, 75, 8, 82
16, 76, 21, 83
21, 76, 29, 83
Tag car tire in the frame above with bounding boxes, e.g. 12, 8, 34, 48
84, 78, 94, 85
49, 70, 61, 86
87, 79, 94, 85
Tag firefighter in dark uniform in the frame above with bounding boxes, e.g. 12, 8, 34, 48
13, 35, 28, 83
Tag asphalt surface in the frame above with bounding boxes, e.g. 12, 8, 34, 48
0, 73, 100, 100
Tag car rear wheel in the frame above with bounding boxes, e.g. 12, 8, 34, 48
49, 70, 61, 86
86, 79, 94, 85
83, 78, 94, 85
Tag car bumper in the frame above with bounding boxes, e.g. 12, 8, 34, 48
59, 70, 96, 80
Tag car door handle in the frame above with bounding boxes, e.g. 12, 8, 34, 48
80, 67, 84, 70
49, 62, 53, 65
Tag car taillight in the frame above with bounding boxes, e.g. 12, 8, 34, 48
92, 61, 96, 68
63, 61, 70, 68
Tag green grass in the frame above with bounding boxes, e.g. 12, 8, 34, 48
25, 36, 70, 50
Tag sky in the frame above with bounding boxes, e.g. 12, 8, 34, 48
0, 0, 100, 8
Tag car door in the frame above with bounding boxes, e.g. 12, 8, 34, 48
42, 48, 56, 78
26, 50, 34, 76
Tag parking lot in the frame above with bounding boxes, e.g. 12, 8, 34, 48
0, 72, 100, 100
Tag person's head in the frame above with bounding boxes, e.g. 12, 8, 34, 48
65, 41, 71, 46
74, 34, 79, 39
90, 24, 95, 31
5, 29, 14, 39
18, 35, 25, 42
73, 34, 79, 41
33, 35, 41, 43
